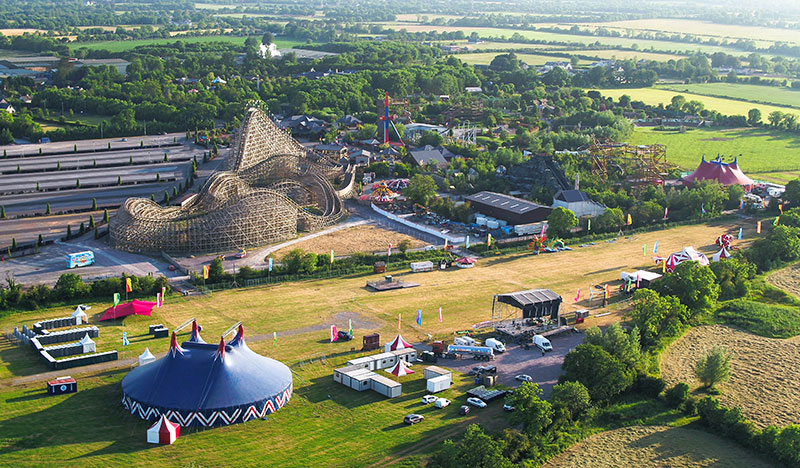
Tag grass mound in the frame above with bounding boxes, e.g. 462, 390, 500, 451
716, 299, 800, 338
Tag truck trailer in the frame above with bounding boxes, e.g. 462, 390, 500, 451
445, 344, 494, 361
66, 251, 95, 269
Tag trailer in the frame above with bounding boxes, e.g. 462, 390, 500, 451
445, 344, 494, 361
410, 261, 434, 272
427, 374, 451, 393
66, 251, 95, 269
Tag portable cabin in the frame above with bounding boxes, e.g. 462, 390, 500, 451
424, 366, 452, 380
362, 333, 380, 351
370, 375, 402, 398
427, 374, 451, 393
371, 352, 398, 370
346, 355, 379, 371
391, 347, 418, 363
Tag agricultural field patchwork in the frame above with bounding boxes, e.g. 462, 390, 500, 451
660, 324, 800, 428
70, 36, 307, 52
542, 425, 777, 468
657, 83, 800, 110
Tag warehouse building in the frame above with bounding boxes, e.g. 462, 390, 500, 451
465, 191, 552, 226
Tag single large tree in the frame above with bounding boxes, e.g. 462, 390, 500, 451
695, 345, 732, 389
547, 207, 578, 237
561, 344, 634, 402
506, 382, 553, 436
405, 174, 438, 206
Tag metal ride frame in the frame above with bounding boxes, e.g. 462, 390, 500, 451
110, 103, 352, 254
588, 139, 675, 186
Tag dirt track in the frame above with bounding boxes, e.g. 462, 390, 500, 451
661, 324, 800, 428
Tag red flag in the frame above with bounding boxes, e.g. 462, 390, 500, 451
125, 277, 132, 293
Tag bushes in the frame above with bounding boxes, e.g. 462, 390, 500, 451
665, 383, 690, 408
716, 300, 800, 339
561, 344, 635, 402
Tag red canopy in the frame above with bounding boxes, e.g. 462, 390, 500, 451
99, 299, 156, 321
683, 156, 753, 188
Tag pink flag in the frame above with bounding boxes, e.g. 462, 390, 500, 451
156, 293, 162, 308
330, 325, 338, 342
388, 243, 392, 256
636, 274, 640, 288
664, 207, 669, 219
574, 289, 580, 302
438, 307, 442, 323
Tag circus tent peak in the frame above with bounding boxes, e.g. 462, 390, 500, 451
230, 324, 245, 346
387, 359, 414, 377
683, 156, 753, 188
139, 347, 156, 366
385, 334, 411, 352
169, 331, 184, 357
189, 319, 205, 343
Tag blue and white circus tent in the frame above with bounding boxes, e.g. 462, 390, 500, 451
121, 323, 292, 427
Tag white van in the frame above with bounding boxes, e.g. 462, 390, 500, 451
485, 338, 506, 353
533, 335, 552, 352
454, 336, 476, 346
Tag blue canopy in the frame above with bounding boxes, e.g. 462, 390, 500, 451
121, 325, 292, 427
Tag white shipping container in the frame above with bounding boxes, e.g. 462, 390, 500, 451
475, 216, 487, 226
427, 374, 451, 393
486, 220, 499, 229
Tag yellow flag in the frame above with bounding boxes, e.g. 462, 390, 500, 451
487, 233, 492, 247
662, 259, 666, 273
203, 265, 209, 279
627, 213, 632, 225
757, 221, 762, 234
330, 249, 334, 264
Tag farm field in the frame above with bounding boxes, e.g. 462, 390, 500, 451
542, 425, 776, 468
453, 49, 683, 66
69, 36, 307, 52
592, 87, 800, 122
270, 224, 427, 259
588, 19, 800, 45
767, 262, 800, 299
624, 127, 800, 183
657, 83, 800, 110
661, 324, 800, 428
455, 52, 588, 66
376, 24, 758, 56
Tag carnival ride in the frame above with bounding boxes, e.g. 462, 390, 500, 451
372, 92, 406, 146
111, 103, 355, 254
370, 182, 398, 204
588, 140, 677, 187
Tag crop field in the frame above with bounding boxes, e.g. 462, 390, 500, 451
661, 325, 800, 428
70, 36, 307, 52
657, 83, 800, 110
588, 19, 800, 46
270, 224, 427, 259
542, 425, 776, 468
592, 88, 799, 122
455, 52, 588, 66
454, 49, 682, 66
376, 24, 757, 56
624, 127, 800, 183
768, 262, 800, 300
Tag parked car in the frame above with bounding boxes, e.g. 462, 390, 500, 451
466, 397, 487, 408
515, 374, 533, 382
533, 334, 553, 352
503, 404, 515, 412
337, 330, 353, 341
468, 366, 485, 375
421, 395, 437, 404
404, 414, 424, 425
459, 405, 471, 415
435, 398, 451, 408
235, 249, 247, 259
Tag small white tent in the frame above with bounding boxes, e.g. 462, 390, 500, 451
79, 334, 96, 353
712, 247, 732, 262
72, 306, 88, 324
139, 347, 156, 366
147, 414, 180, 444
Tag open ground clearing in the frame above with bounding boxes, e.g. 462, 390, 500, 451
593, 88, 799, 122
767, 262, 800, 299
661, 324, 800, 428
658, 83, 800, 110
624, 127, 800, 182
270, 224, 426, 259
542, 425, 776, 468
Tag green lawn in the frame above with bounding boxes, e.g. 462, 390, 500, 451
592, 88, 800, 122
657, 83, 800, 110
70, 36, 307, 52
626, 127, 800, 181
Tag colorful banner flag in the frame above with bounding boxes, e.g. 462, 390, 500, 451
627, 213, 632, 225
444, 239, 448, 250
774, 216, 780, 226
113, 292, 120, 306
662, 259, 666, 273
757, 220, 762, 234
574, 289, 580, 302
125, 277, 132, 293
268, 257, 273, 272
202, 265, 209, 280
701, 204, 706, 215
587, 218, 591, 231
636, 273, 640, 288
738, 227, 743, 240
388, 243, 392, 256
273, 331, 277, 347
416, 309, 422, 326
438, 307, 442, 323
161, 286, 166, 304
739, 199, 744, 210
465, 236, 470, 249
604, 284, 609, 298
348, 318, 353, 336
330, 325, 338, 342
589, 287, 594, 302
156, 293, 162, 308
487, 233, 492, 247
626, 278, 632, 292
780, 204, 784, 214
330, 249, 334, 264
540, 224, 547, 237
664, 207, 669, 219
397, 313, 401, 330
643, 244, 647, 256
122, 331, 130, 346
653, 240, 658, 253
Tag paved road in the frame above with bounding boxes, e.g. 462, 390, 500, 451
0, 211, 104, 246
0, 132, 186, 157
427, 330, 584, 397
0, 162, 186, 193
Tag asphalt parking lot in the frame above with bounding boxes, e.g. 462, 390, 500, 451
426, 330, 585, 397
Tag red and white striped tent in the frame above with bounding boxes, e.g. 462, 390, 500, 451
385, 334, 411, 352
387, 359, 414, 377
147, 414, 180, 445
456, 257, 477, 269
712, 247, 732, 262
656, 246, 709, 273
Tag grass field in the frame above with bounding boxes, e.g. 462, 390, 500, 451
271, 224, 426, 259
542, 425, 776, 467
715, 300, 800, 339
661, 324, 800, 428
454, 52, 589, 66
592, 88, 800, 122
624, 127, 800, 183
69, 36, 307, 52
657, 83, 800, 110
589, 19, 800, 46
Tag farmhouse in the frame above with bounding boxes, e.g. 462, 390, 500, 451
465, 191, 552, 226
